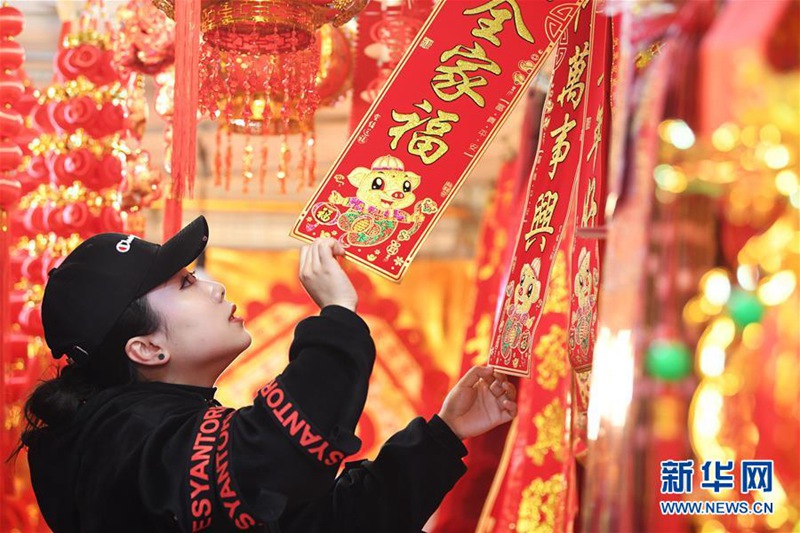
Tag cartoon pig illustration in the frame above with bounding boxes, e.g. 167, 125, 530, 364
328, 155, 438, 247
569, 247, 598, 362
500, 258, 542, 361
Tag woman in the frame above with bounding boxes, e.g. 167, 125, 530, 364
18, 216, 518, 532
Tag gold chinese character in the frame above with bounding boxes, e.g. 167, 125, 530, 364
548, 113, 576, 179
571, 0, 591, 32
432, 43, 501, 107
316, 206, 334, 223
389, 100, 460, 165
557, 42, 589, 110
524, 191, 559, 252
463, 0, 535, 45
581, 177, 597, 227
586, 105, 603, 169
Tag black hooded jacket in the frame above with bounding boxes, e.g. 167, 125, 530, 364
27, 306, 467, 532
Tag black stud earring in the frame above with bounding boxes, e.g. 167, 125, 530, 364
157, 353, 166, 361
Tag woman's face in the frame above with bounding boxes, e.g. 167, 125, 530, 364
144, 268, 251, 379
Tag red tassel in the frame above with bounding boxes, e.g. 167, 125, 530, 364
171, 0, 201, 203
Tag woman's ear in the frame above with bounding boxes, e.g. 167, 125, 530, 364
125, 335, 168, 366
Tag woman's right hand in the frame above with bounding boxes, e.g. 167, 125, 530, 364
299, 238, 358, 312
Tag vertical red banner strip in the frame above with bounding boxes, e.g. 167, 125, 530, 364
477, 215, 576, 532
567, 9, 612, 435
488, 0, 597, 377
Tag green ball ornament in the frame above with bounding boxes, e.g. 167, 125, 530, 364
645, 340, 693, 381
726, 289, 764, 328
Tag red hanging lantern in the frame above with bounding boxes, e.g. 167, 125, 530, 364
152, 0, 362, 196
208, 24, 353, 193
153, 0, 365, 54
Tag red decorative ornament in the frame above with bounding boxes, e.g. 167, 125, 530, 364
151, 0, 364, 198
0, 107, 23, 138
60, 44, 103, 77
49, 149, 95, 186
51, 95, 98, 132
208, 24, 353, 193
115, 0, 176, 75
0, 5, 24, 38
5, 10, 136, 482
0, 178, 21, 207
19, 155, 47, 194
0, 39, 24, 71
17, 303, 44, 337
0, 8, 27, 522
154, 0, 365, 54
21, 254, 45, 285
95, 153, 123, 189
86, 101, 126, 138
0, 139, 22, 173
0, 72, 24, 104
120, 149, 163, 211
62, 202, 90, 231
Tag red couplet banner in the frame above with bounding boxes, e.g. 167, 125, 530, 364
488, 0, 607, 377
292, 0, 584, 282
567, 11, 611, 420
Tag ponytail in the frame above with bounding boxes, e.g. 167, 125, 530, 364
10, 295, 161, 459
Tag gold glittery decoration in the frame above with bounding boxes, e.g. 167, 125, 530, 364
516, 473, 566, 533
525, 398, 566, 465
635, 41, 664, 70
534, 324, 568, 390
17, 183, 120, 213
543, 250, 569, 314
29, 131, 128, 159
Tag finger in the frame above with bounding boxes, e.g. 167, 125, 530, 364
299, 246, 310, 276
458, 366, 496, 388
502, 381, 517, 402
502, 399, 518, 419
332, 240, 346, 257
311, 240, 322, 270
492, 370, 508, 384
317, 239, 339, 268
489, 379, 505, 398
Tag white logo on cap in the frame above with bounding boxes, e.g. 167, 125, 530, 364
116, 235, 136, 253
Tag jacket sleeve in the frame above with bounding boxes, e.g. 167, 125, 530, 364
280, 415, 469, 533
217, 305, 377, 526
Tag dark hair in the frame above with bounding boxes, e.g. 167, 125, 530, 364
10, 295, 161, 459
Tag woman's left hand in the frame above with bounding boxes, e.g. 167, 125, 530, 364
437, 366, 517, 440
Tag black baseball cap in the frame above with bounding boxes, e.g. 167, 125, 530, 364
42, 216, 209, 365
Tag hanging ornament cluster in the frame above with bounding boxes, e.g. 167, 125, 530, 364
0, 3, 26, 205
153, 0, 361, 194
0, 3, 30, 401
153, 0, 365, 54
1, 3, 36, 368
112, 0, 176, 233
114, 0, 175, 75
7, 6, 141, 342
206, 24, 353, 194
0, 7, 52, 531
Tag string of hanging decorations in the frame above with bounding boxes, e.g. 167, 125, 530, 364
152, 0, 362, 194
